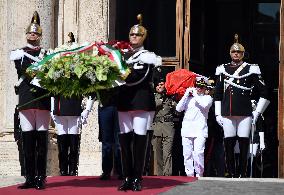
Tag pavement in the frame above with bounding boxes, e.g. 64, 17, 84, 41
162, 177, 284, 195
0, 176, 284, 195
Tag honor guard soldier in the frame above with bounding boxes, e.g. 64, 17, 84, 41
214, 34, 270, 178
10, 11, 51, 189
117, 14, 162, 191
51, 32, 95, 176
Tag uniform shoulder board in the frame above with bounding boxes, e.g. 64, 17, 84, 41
249, 63, 261, 74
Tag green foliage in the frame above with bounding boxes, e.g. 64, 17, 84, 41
27, 52, 124, 98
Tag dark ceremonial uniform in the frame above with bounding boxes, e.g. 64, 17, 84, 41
151, 92, 176, 176
12, 44, 51, 190
117, 50, 156, 112
117, 47, 161, 191
52, 96, 83, 176
14, 46, 50, 111
214, 62, 269, 178
11, 11, 50, 190
53, 96, 82, 116
214, 62, 269, 116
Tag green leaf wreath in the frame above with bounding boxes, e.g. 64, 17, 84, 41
26, 42, 129, 98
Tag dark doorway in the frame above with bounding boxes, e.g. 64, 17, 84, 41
115, 0, 176, 57
190, 0, 280, 177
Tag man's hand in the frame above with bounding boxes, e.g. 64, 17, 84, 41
81, 110, 90, 124
216, 115, 223, 127
185, 87, 194, 96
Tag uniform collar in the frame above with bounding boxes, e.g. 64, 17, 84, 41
26, 43, 41, 50
133, 46, 144, 52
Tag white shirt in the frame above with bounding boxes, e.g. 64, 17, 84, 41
176, 91, 213, 138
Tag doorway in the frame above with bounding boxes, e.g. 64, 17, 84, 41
190, 0, 280, 177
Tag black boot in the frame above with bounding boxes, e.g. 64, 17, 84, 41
18, 131, 36, 189
132, 133, 148, 191
35, 131, 48, 189
224, 137, 237, 178
68, 134, 80, 176
118, 132, 133, 191
238, 137, 250, 178
57, 134, 69, 176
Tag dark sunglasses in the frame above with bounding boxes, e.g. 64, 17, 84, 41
130, 33, 143, 37
231, 50, 243, 53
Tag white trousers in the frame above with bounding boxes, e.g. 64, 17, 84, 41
118, 111, 155, 135
54, 115, 81, 135
19, 109, 50, 132
222, 116, 252, 138
182, 136, 206, 177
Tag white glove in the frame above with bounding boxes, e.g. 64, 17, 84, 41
81, 109, 90, 122
191, 88, 198, 97
50, 97, 56, 122
185, 87, 193, 96
77, 117, 82, 127
138, 52, 162, 66
10, 49, 24, 60
259, 132, 265, 150
216, 115, 223, 127
50, 112, 56, 122
252, 111, 260, 125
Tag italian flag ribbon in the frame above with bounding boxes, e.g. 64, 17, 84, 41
96, 43, 128, 76
27, 42, 129, 76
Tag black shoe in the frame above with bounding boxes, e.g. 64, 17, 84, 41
99, 173, 111, 180
18, 178, 35, 189
118, 177, 132, 191
35, 176, 46, 190
132, 178, 142, 191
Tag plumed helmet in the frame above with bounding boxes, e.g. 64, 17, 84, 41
129, 14, 147, 42
26, 11, 42, 35
230, 34, 245, 53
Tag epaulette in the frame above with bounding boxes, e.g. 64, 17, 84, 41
249, 63, 261, 74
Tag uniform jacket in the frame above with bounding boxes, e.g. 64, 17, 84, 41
53, 96, 83, 116
176, 93, 213, 138
151, 93, 176, 137
117, 47, 160, 111
13, 45, 50, 111
214, 62, 268, 116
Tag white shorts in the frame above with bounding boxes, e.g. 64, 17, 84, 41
19, 109, 50, 132
118, 110, 155, 135
54, 115, 81, 135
